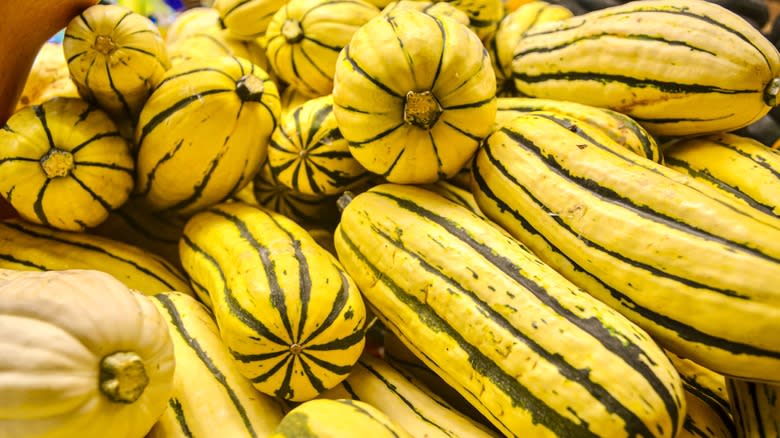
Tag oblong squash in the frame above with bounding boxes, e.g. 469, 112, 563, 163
180, 202, 367, 401
678, 387, 735, 438
270, 399, 412, 438
135, 56, 280, 216
726, 378, 780, 438
265, 0, 380, 97
0, 97, 134, 231
471, 111, 780, 382
0, 219, 193, 296
335, 183, 685, 437
148, 292, 286, 438
0, 269, 175, 438
268, 95, 368, 195
63, 4, 169, 121
332, 9, 496, 184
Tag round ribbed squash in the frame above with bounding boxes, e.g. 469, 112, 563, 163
63, 4, 169, 122
446, 0, 505, 41
279, 85, 310, 119
265, 0, 380, 97
269, 95, 368, 195
214, 0, 287, 40
379, 0, 469, 25
165, 6, 220, 45
488, 1, 572, 95
332, 9, 496, 184
168, 27, 270, 70
135, 56, 280, 216
0, 268, 175, 438
0, 98, 134, 231
270, 399, 413, 438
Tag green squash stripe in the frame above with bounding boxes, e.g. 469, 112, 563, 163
339, 399, 402, 437
168, 398, 195, 438
138, 139, 186, 197
682, 383, 736, 436
73, 161, 134, 176
32, 179, 51, 227
104, 62, 134, 121
343, 45, 403, 99
0, 252, 48, 270
70, 131, 123, 154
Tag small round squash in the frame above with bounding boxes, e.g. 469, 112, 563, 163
0, 268, 175, 438
270, 399, 413, 437
332, 9, 496, 184
0, 97, 134, 231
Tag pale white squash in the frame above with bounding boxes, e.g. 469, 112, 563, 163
0, 269, 175, 438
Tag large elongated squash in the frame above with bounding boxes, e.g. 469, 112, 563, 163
214, 0, 287, 40
666, 351, 731, 420
180, 202, 367, 401
679, 387, 735, 438
664, 133, 780, 219
271, 399, 412, 438
335, 184, 685, 437
726, 379, 780, 438
0, 219, 192, 296
511, 0, 780, 136
148, 292, 285, 438
0, 269, 175, 438
471, 111, 780, 382
332, 9, 496, 184
0, 97, 134, 231
135, 56, 280, 216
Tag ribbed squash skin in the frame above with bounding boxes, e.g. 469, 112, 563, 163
265, 0, 379, 97
15, 42, 79, 112
270, 399, 413, 438
332, 9, 496, 184
279, 86, 310, 119
678, 388, 735, 438
420, 180, 489, 220
664, 133, 780, 219
512, 0, 780, 136
726, 379, 780, 438
180, 202, 367, 402
488, 1, 572, 95
0, 98, 133, 231
0, 269, 175, 438
0, 219, 193, 296
135, 56, 280, 216
63, 5, 169, 122
269, 95, 368, 196
666, 351, 732, 420
319, 354, 497, 438
148, 292, 286, 438
214, 0, 287, 40
445, 0, 505, 41
379, 1, 470, 26
496, 97, 663, 163
165, 7, 220, 45
471, 111, 780, 382
335, 184, 685, 437
168, 27, 269, 70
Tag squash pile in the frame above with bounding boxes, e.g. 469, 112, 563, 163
1, 0, 780, 437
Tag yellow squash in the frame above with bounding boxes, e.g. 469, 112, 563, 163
167, 26, 269, 70
15, 43, 79, 111
164, 6, 220, 45
270, 399, 413, 438
0, 97, 134, 231
727, 379, 780, 438
332, 9, 496, 184
214, 0, 287, 40
379, 1, 469, 26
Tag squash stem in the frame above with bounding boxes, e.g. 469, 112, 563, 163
764, 78, 780, 107
337, 191, 355, 213
282, 20, 304, 44
99, 351, 149, 404
404, 91, 442, 130
40, 149, 74, 178
236, 75, 266, 103
94, 35, 117, 55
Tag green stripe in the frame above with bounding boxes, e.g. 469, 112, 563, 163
74, 161, 134, 176
0, 157, 39, 166
168, 398, 194, 438
343, 45, 403, 99
302, 351, 353, 376
32, 179, 51, 227
630, 114, 736, 125
364, 202, 661, 437
471, 138, 780, 360
380, 147, 406, 178
357, 359, 458, 437
155, 293, 259, 438
514, 32, 717, 60
522, 19, 586, 38
303, 36, 341, 52
298, 45, 332, 81
79, 12, 94, 32
105, 62, 134, 121
3, 221, 180, 290
683, 383, 736, 437
599, 108, 659, 161
154, 68, 235, 92
724, 141, 780, 181
681, 416, 709, 438
137, 89, 232, 147
70, 173, 113, 212
0, 252, 48, 270
338, 227, 600, 437
299, 353, 327, 393
301, 271, 350, 345
161, 143, 230, 213
289, 48, 319, 97
276, 355, 297, 399
66, 50, 87, 64
138, 139, 185, 197
338, 399, 401, 438
306, 103, 332, 148
181, 233, 289, 346
112, 11, 133, 31
305, 325, 365, 351
348, 122, 404, 147
514, 71, 757, 95
70, 132, 122, 154
443, 96, 495, 110
207, 208, 295, 343
230, 348, 288, 362
341, 380, 360, 399
221, 0, 253, 20
249, 354, 291, 384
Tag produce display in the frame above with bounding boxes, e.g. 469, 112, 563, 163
1, 0, 780, 437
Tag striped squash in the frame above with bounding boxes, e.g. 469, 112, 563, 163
511, 0, 780, 136
664, 133, 780, 219
63, 4, 169, 122
269, 95, 368, 196
0, 219, 192, 296
420, 180, 489, 220
251, 160, 341, 227
214, 0, 288, 40
666, 351, 731, 420
279, 86, 310, 119
148, 292, 285, 438
496, 97, 663, 163
487, 1, 573, 95
335, 183, 685, 437
471, 111, 780, 382
444, 0, 505, 41
168, 27, 270, 71
265, 0, 380, 97
135, 56, 280, 216
0, 98, 133, 231
165, 7, 220, 45
180, 202, 367, 401
271, 399, 412, 438
679, 387, 736, 438
332, 9, 496, 184
319, 354, 497, 438
379, 1, 469, 25
92, 197, 186, 269
726, 379, 780, 438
